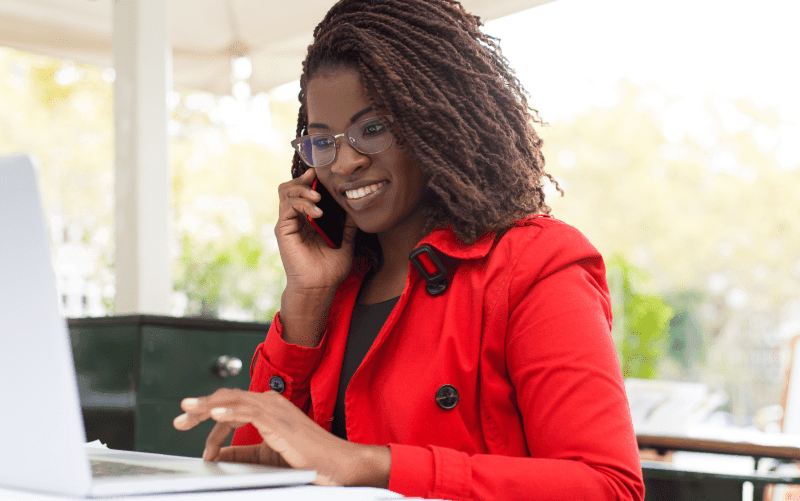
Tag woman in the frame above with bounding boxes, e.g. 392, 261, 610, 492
174, 0, 644, 499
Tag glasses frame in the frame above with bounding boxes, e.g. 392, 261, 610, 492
291, 115, 395, 168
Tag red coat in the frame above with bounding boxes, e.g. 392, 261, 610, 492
233, 216, 644, 501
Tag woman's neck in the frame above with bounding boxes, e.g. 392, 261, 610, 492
358, 212, 427, 304
376, 211, 427, 276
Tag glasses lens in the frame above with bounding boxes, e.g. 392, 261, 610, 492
296, 134, 336, 167
292, 116, 393, 167
348, 117, 393, 154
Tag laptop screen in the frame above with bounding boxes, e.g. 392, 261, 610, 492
0, 155, 93, 496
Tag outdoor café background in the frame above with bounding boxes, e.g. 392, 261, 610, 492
1, 0, 799, 428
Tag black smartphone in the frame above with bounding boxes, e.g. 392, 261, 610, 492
307, 177, 347, 248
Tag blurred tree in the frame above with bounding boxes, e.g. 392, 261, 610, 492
608, 255, 674, 379
0, 48, 115, 314
168, 86, 297, 321
174, 234, 283, 320
540, 78, 800, 414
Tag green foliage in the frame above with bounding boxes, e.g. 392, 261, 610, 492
176, 235, 230, 316
175, 234, 283, 320
165, 84, 299, 321
0, 48, 116, 312
539, 78, 799, 410
608, 255, 675, 379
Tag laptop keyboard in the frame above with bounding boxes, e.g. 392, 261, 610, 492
90, 459, 181, 478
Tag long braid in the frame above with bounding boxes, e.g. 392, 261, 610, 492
293, 0, 561, 245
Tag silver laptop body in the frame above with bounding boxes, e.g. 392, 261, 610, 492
0, 154, 316, 497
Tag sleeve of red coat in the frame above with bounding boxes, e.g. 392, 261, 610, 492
231, 311, 327, 446
388, 222, 644, 501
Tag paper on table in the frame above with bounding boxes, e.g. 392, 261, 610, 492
85, 440, 108, 449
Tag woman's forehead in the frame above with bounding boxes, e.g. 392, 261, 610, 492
306, 66, 374, 127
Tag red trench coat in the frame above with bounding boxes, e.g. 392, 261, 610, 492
232, 216, 644, 501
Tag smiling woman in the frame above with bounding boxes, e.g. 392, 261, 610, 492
173, 1, 644, 499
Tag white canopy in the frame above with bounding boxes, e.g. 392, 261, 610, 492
0, 0, 554, 95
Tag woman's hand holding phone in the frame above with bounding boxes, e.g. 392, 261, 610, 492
275, 168, 357, 347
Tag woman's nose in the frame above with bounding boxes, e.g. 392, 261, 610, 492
330, 139, 369, 176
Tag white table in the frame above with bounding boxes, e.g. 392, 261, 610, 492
0, 486, 407, 501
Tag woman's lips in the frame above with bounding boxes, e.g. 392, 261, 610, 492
344, 181, 388, 200
342, 181, 389, 211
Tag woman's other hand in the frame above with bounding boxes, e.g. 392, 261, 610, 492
173, 388, 391, 488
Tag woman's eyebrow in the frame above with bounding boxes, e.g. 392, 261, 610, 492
349, 106, 374, 123
307, 106, 374, 130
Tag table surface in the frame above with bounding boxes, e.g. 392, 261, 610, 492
638, 433, 800, 461
0, 485, 408, 501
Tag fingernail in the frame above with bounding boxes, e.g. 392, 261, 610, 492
174, 413, 188, 425
210, 407, 228, 417
182, 398, 199, 409
202, 448, 210, 461
310, 190, 319, 197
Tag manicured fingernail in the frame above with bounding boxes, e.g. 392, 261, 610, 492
210, 407, 228, 417
182, 398, 199, 409
174, 413, 188, 425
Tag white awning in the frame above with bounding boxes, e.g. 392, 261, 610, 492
0, 0, 555, 95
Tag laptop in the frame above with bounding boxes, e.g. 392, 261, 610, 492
0, 154, 316, 497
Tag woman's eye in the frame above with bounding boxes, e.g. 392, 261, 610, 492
312, 136, 334, 149
361, 121, 386, 136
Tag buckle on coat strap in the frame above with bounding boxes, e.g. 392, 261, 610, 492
409, 245, 448, 296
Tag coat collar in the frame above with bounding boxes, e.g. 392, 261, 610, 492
351, 216, 550, 277
416, 226, 496, 261
413, 215, 552, 261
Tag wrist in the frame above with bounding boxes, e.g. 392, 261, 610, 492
349, 444, 391, 488
279, 286, 336, 347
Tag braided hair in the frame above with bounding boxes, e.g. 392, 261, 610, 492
292, 0, 561, 248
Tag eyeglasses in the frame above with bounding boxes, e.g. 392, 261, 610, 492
291, 115, 395, 168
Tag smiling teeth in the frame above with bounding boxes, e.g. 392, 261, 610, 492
345, 181, 388, 200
